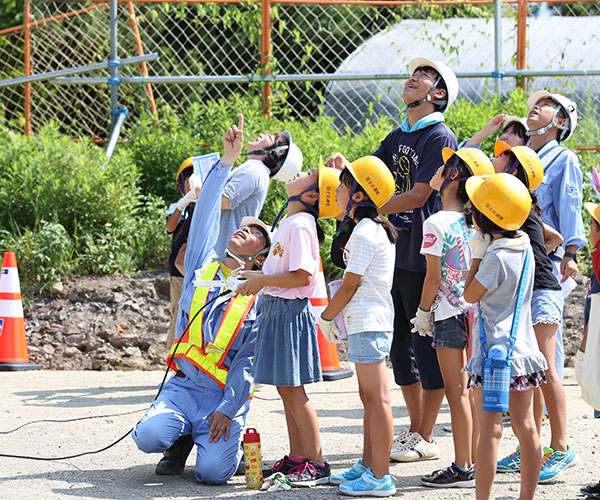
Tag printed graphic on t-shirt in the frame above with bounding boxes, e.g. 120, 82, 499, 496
440, 218, 472, 301
342, 245, 350, 266
271, 242, 284, 257
391, 144, 419, 194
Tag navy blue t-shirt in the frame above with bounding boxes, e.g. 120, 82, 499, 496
373, 122, 457, 272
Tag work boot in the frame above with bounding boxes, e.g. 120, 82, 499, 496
155, 434, 194, 475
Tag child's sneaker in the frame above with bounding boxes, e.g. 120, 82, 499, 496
286, 460, 330, 486
421, 462, 475, 488
497, 446, 520, 472
263, 455, 304, 477
330, 459, 368, 485
339, 468, 396, 497
538, 445, 578, 483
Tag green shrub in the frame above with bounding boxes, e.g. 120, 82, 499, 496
0, 221, 74, 294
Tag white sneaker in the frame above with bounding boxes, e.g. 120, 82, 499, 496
391, 430, 415, 449
390, 433, 440, 462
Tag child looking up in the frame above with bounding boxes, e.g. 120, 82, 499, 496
237, 163, 337, 487
319, 156, 397, 497
464, 173, 548, 500
415, 148, 494, 488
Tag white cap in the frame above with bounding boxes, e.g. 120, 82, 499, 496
527, 90, 577, 141
270, 131, 303, 182
409, 58, 459, 112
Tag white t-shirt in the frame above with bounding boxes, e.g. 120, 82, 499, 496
342, 218, 395, 335
262, 212, 320, 299
420, 211, 474, 321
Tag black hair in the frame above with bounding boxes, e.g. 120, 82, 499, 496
472, 206, 518, 239
179, 166, 193, 186
502, 150, 542, 218
262, 133, 289, 172
339, 167, 398, 244
503, 122, 527, 142
444, 155, 473, 226
417, 65, 447, 112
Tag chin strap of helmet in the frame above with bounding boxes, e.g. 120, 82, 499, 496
333, 180, 377, 237
406, 75, 447, 110
240, 145, 289, 175
225, 245, 269, 270
271, 182, 319, 231
526, 104, 569, 141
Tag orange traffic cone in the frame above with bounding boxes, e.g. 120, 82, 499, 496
310, 258, 352, 381
0, 252, 41, 371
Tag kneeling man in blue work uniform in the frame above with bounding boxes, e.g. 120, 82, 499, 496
133, 115, 273, 484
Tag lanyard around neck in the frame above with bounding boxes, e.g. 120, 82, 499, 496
479, 247, 531, 360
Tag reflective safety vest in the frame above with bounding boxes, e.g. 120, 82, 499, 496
166, 261, 256, 389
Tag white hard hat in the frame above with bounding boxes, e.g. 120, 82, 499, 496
527, 90, 577, 141
408, 58, 459, 112
502, 115, 529, 133
270, 131, 303, 182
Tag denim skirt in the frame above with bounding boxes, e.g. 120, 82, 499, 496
252, 294, 322, 387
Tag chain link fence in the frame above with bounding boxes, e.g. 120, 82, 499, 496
0, 0, 599, 147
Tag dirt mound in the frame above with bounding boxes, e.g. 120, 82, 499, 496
25, 272, 172, 371
22, 272, 588, 371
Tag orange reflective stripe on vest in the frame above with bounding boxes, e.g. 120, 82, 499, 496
167, 261, 256, 389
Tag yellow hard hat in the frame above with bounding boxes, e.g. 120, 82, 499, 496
585, 202, 600, 225
466, 173, 532, 231
176, 157, 194, 187
345, 156, 395, 208
442, 147, 495, 176
494, 141, 543, 192
318, 156, 343, 218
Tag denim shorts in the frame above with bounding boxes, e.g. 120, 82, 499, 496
531, 288, 563, 326
432, 314, 468, 350
347, 331, 393, 364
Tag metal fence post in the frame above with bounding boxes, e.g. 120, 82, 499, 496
261, 0, 272, 118
108, 0, 119, 134
24, 0, 31, 136
494, 0, 502, 95
516, 0, 528, 89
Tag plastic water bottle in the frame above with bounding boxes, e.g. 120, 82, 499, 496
482, 344, 510, 413
243, 428, 263, 488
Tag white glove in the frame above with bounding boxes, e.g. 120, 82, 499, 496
176, 190, 197, 212
410, 307, 433, 337
319, 315, 342, 344
574, 349, 584, 386
468, 231, 493, 260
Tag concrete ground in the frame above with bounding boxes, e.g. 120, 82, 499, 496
0, 367, 598, 499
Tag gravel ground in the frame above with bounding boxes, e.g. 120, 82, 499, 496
0, 368, 598, 500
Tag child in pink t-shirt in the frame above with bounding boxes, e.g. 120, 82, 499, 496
237, 166, 329, 486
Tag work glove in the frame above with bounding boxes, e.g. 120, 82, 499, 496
574, 348, 584, 386
468, 231, 493, 260
176, 190, 197, 212
319, 315, 342, 344
410, 306, 433, 337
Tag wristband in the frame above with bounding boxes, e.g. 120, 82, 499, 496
418, 306, 430, 313
564, 251, 578, 262
320, 314, 332, 322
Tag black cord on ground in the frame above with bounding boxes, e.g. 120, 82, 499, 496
0, 290, 232, 461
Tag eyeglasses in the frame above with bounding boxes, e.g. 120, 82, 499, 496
241, 226, 266, 239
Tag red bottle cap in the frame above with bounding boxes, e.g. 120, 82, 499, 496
244, 428, 260, 443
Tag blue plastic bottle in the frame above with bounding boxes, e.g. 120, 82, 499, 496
482, 344, 510, 413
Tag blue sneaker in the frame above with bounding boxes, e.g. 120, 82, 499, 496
497, 446, 520, 473
339, 469, 396, 497
330, 460, 368, 485
538, 445, 578, 483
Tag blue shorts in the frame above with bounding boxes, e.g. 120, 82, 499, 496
348, 331, 393, 364
531, 288, 563, 326
432, 315, 468, 350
